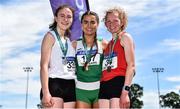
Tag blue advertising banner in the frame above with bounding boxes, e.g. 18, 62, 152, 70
49, 0, 90, 41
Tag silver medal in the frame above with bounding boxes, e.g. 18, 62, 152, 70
62, 57, 67, 65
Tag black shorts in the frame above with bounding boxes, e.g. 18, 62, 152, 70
40, 78, 76, 102
99, 76, 125, 99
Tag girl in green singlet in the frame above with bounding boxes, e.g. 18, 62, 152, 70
72, 11, 107, 108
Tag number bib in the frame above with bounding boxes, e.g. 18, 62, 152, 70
63, 57, 75, 73
102, 53, 118, 71
77, 51, 100, 66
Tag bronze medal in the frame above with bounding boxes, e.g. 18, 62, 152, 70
107, 66, 111, 72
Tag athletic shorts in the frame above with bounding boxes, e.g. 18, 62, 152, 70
40, 78, 76, 102
99, 76, 125, 99
76, 88, 99, 104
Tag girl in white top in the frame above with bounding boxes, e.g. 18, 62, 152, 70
40, 5, 76, 108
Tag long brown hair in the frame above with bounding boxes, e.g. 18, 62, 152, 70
49, 5, 74, 38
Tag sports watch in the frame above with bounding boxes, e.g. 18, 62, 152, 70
123, 85, 130, 91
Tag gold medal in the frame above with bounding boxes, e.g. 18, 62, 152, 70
85, 63, 89, 71
83, 62, 89, 71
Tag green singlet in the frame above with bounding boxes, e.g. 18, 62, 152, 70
75, 38, 103, 104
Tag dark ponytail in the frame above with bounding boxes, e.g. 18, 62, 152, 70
81, 11, 99, 55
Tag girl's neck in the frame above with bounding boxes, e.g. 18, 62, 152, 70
84, 35, 94, 47
56, 27, 65, 39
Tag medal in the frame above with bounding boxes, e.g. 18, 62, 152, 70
81, 36, 97, 72
85, 63, 89, 71
83, 61, 89, 71
107, 66, 111, 72
54, 28, 68, 65
106, 33, 120, 73
62, 57, 67, 65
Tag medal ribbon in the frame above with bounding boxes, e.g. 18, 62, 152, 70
108, 34, 119, 64
54, 28, 68, 57
82, 38, 95, 70
108, 32, 125, 65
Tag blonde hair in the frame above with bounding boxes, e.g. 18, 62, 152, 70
104, 7, 128, 31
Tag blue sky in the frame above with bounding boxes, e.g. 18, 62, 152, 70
0, 0, 180, 108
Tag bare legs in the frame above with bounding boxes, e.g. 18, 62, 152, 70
42, 97, 76, 108
99, 98, 120, 108
76, 100, 99, 108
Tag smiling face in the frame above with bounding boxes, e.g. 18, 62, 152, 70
105, 12, 122, 34
55, 7, 73, 31
82, 15, 99, 36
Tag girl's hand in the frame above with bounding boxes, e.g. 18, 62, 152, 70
41, 93, 54, 108
119, 90, 130, 108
